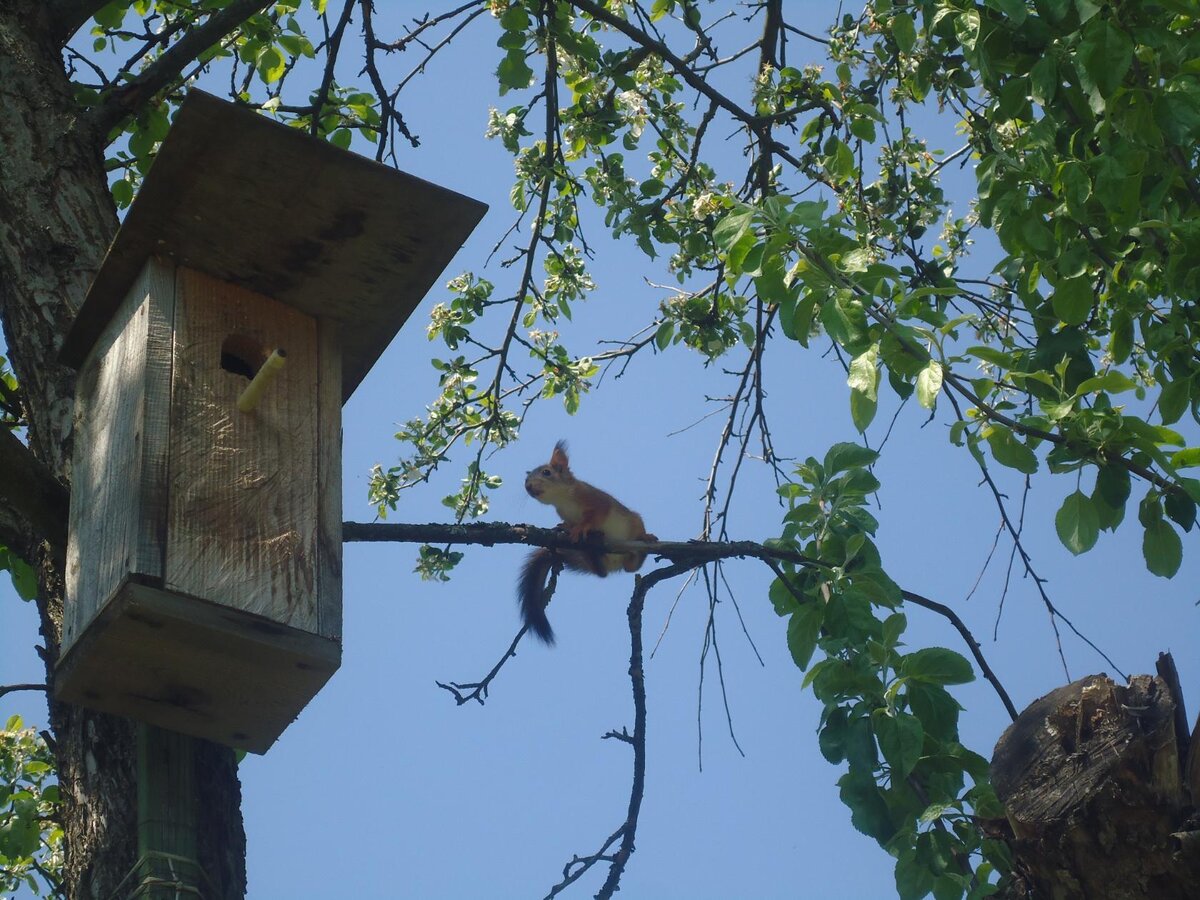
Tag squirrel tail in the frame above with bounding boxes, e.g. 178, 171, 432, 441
518, 548, 557, 645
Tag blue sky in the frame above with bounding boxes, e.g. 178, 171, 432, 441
3, 3, 1198, 897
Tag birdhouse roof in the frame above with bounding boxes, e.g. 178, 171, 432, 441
61, 90, 487, 402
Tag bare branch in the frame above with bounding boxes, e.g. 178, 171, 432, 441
378, 0, 488, 52
941, 391, 1128, 681
595, 565, 689, 897
898, 591, 1019, 722
435, 625, 528, 705
309, 0, 357, 137
0, 683, 49, 700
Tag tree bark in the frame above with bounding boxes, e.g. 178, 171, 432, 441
989, 659, 1200, 899
0, 5, 246, 896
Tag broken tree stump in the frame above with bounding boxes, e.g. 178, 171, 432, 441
989, 655, 1200, 899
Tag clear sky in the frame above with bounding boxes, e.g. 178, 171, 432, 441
2, 3, 1198, 898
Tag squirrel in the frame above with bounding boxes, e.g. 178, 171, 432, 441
519, 440, 657, 645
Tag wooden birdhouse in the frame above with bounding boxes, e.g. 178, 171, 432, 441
56, 91, 486, 753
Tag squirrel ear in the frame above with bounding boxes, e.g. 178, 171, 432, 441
550, 440, 569, 471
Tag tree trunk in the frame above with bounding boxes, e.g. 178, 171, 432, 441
0, 6, 245, 896
989, 656, 1200, 899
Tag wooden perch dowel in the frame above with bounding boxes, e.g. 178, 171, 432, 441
236, 348, 287, 412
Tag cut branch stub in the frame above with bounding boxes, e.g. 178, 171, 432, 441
989, 669, 1200, 899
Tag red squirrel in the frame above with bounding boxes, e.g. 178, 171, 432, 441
519, 441, 657, 644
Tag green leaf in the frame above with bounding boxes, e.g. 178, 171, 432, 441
111, 178, 134, 208
848, 345, 880, 401
1143, 518, 1182, 577
1154, 88, 1200, 146
654, 322, 674, 351
93, 2, 126, 29
892, 12, 916, 53
1030, 55, 1057, 106
1139, 492, 1164, 528
933, 874, 968, 900
1057, 160, 1092, 214
713, 208, 754, 254
819, 707, 848, 763
1093, 465, 1130, 531
851, 388, 878, 433
6, 554, 37, 600
985, 0, 1028, 23
754, 252, 791, 306
497, 52, 534, 93
895, 849, 936, 900
838, 769, 896, 845
916, 360, 943, 409
1109, 310, 1133, 363
964, 345, 1016, 369
848, 115, 877, 142
845, 714, 881, 771
1055, 490, 1099, 555
1020, 216, 1056, 255
984, 426, 1038, 475
639, 178, 665, 197
1076, 19, 1133, 100
907, 682, 960, 741
1075, 370, 1138, 397
499, 4, 529, 29
787, 603, 824, 670
1170, 448, 1200, 469
1158, 377, 1190, 426
769, 575, 803, 615
1164, 490, 1196, 532
881, 612, 907, 649
256, 46, 285, 84
872, 709, 925, 777
824, 442, 880, 475
900, 648, 975, 686
1051, 276, 1092, 326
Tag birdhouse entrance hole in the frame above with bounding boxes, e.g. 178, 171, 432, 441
220, 333, 268, 380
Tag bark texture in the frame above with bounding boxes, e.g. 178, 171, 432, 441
990, 663, 1200, 899
0, 5, 245, 896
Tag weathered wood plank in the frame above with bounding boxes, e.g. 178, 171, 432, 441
132, 256, 176, 580
165, 266, 319, 630
316, 319, 342, 642
56, 578, 340, 754
64, 263, 154, 654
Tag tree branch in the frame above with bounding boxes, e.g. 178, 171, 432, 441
568, 0, 836, 128
436, 622, 531, 706
899, 590, 1019, 722
0, 683, 49, 701
45, 0, 110, 46
345, 522, 1017, 720
597, 565, 688, 897
343, 520, 823, 568
309, 0, 356, 137
84, 0, 274, 138
0, 428, 69, 563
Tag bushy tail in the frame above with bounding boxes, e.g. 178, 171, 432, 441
518, 548, 557, 645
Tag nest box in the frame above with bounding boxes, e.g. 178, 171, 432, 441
56, 91, 486, 753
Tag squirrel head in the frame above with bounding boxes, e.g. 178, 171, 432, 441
525, 440, 574, 501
